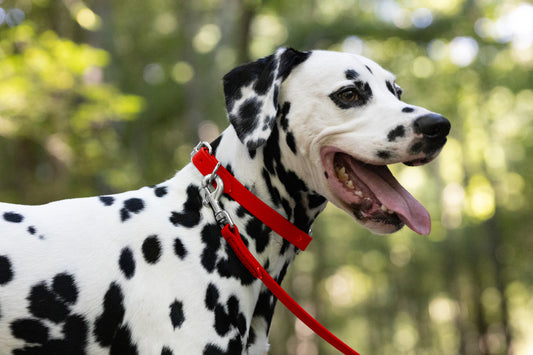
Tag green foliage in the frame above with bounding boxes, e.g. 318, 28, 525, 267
0, 23, 144, 202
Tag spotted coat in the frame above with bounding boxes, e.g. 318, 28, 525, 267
0, 48, 449, 354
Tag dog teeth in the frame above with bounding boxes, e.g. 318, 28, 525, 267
380, 205, 395, 214
354, 190, 363, 197
335, 165, 357, 190
335, 166, 349, 182
346, 180, 354, 189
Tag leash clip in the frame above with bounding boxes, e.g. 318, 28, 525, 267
191, 141, 212, 159
200, 168, 235, 229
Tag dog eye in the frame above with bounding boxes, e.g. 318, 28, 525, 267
338, 89, 359, 102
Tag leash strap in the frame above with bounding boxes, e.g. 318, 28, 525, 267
191, 143, 360, 355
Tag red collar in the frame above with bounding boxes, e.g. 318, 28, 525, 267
192, 142, 360, 355
191, 144, 312, 250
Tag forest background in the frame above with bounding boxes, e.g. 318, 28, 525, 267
1, 0, 532, 354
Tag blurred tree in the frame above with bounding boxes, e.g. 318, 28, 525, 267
0, 22, 144, 202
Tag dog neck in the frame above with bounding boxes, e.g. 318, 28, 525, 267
210, 125, 328, 234
201, 124, 327, 348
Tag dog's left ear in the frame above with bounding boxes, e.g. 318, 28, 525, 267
223, 47, 310, 150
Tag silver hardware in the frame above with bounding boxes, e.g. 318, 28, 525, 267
193, 141, 234, 228
201, 174, 235, 229
191, 141, 212, 159
200, 171, 234, 229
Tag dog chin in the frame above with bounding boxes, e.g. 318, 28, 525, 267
331, 199, 405, 235
355, 215, 405, 235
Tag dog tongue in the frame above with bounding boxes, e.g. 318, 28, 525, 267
348, 160, 431, 235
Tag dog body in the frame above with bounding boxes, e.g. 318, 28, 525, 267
0, 48, 449, 354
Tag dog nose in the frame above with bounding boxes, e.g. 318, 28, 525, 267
413, 114, 451, 140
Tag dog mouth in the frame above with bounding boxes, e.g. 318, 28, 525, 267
321, 147, 431, 235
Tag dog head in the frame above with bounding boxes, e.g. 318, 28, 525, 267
223, 48, 450, 235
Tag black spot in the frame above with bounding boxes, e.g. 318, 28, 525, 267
207, 290, 248, 340
142, 235, 162, 264
246, 327, 256, 349
216, 246, 256, 285
223, 54, 271, 113
214, 304, 231, 336
210, 135, 222, 154
308, 193, 326, 209
161, 347, 174, 355
273, 86, 279, 109
28, 226, 36, 235
345, 69, 359, 80
227, 296, 247, 336
120, 208, 130, 222
324, 171, 329, 179
204, 343, 224, 355
386, 80, 396, 95
245, 217, 271, 254
238, 98, 261, 130
10, 318, 49, 344
205, 283, 219, 311
169, 300, 185, 329
99, 196, 115, 206
119, 247, 136, 279
94, 282, 126, 346
170, 185, 202, 228
246, 138, 265, 150
285, 131, 297, 154
120, 198, 145, 222
377, 150, 391, 159
173, 238, 187, 259
63, 314, 89, 348
252, 57, 276, 95
200, 224, 222, 273
200, 223, 255, 284
388, 125, 406, 141
262, 169, 281, 207
28, 282, 70, 323
125, 198, 144, 212
279, 102, 291, 132
155, 186, 168, 197
202, 336, 245, 355
0, 255, 14, 285
3, 211, 23, 223
252, 291, 276, 326
278, 48, 310, 80
402, 106, 415, 113
365, 65, 373, 74
110, 325, 138, 355
52, 273, 78, 304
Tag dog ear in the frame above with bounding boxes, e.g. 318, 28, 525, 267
223, 47, 310, 150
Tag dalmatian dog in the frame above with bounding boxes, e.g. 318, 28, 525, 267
0, 48, 450, 354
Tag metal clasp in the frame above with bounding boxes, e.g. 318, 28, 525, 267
191, 141, 212, 159
200, 164, 235, 229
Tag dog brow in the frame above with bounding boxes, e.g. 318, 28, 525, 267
345, 69, 359, 80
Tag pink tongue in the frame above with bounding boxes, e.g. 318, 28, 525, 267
347, 159, 431, 235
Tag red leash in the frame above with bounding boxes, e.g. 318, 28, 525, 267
191, 142, 360, 355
